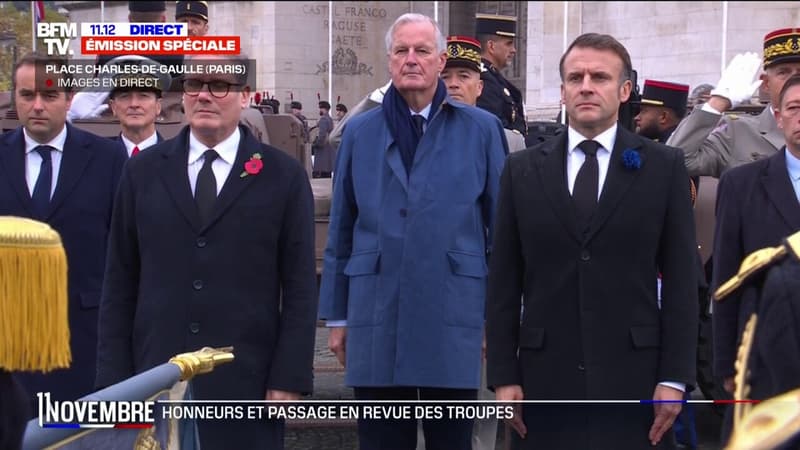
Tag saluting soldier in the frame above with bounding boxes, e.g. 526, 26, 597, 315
667, 28, 800, 178
475, 14, 527, 137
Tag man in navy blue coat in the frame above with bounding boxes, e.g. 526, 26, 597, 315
711, 74, 800, 445
96, 54, 318, 449
0, 53, 127, 411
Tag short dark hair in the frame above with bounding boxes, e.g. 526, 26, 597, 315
13, 52, 74, 94
559, 33, 632, 83
778, 74, 800, 108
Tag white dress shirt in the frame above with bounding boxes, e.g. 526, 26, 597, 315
187, 128, 239, 196
121, 132, 159, 157
25, 125, 67, 198
566, 124, 616, 199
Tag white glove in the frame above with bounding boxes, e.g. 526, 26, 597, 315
67, 90, 110, 121
710, 52, 763, 108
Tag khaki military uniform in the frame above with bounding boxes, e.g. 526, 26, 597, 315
667, 105, 783, 178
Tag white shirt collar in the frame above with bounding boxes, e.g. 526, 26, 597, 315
188, 127, 240, 166
567, 123, 618, 155
121, 132, 159, 155
24, 124, 67, 154
410, 103, 433, 120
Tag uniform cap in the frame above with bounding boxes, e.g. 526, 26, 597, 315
175, 1, 208, 21
475, 13, 517, 38
640, 79, 690, 117
129, 1, 166, 12
764, 28, 800, 68
445, 36, 482, 73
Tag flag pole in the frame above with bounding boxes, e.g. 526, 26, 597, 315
31, 1, 36, 51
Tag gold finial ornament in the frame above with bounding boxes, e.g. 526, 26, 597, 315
0, 216, 70, 372
169, 346, 235, 381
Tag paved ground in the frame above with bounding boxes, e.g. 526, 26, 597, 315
285, 326, 724, 450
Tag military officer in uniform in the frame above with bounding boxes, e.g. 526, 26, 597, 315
175, 1, 209, 36
667, 28, 800, 178
635, 79, 689, 143
475, 14, 527, 138
714, 230, 800, 449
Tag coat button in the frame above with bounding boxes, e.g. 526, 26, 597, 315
580, 250, 590, 261
399, 208, 407, 218
577, 363, 585, 371
196, 237, 207, 248
189, 322, 200, 334
193, 279, 203, 290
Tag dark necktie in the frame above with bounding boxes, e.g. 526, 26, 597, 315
31, 145, 53, 219
195, 149, 219, 224
572, 140, 600, 229
412, 114, 426, 138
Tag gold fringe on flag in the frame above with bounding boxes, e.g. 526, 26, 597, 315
0, 216, 70, 372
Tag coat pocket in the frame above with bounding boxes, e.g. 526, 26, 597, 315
344, 250, 380, 276
447, 251, 488, 278
344, 251, 381, 327
519, 327, 545, 350
630, 326, 660, 349
444, 251, 487, 328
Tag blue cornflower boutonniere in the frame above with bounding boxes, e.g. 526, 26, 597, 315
622, 149, 642, 170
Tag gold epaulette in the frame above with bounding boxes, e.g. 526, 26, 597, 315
714, 230, 800, 301
727, 388, 800, 450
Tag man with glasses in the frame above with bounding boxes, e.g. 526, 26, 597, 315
668, 28, 800, 178
96, 54, 318, 449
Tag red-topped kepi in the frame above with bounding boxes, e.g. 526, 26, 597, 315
763, 28, 800, 68
640, 79, 690, 118
446, 36, 482, 73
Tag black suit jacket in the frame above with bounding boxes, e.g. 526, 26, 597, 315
487, 126, 698, 449
0, 125, 126, 405
96, 125, 317, 448
711, 149, 800, 378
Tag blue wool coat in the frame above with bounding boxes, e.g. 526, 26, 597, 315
318, 98, 508, 389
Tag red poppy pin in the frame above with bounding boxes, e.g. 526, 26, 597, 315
240, 153, 263, 178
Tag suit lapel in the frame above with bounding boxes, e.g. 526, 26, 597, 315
48, 125, 92, 220
584, 128, 643, 243
761, 149, 800, 230
158, 127, 202, 232
201, 126, 261, 231
537, 133, 581, 243
384, 126, 408, 192
0, 129, 35, 215
758, 107, 784, 151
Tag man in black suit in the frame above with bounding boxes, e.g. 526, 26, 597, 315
486, 33, 698, 449
96, 54, 318, 449
712, 74, 800, 404
0, 53, 127, 409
